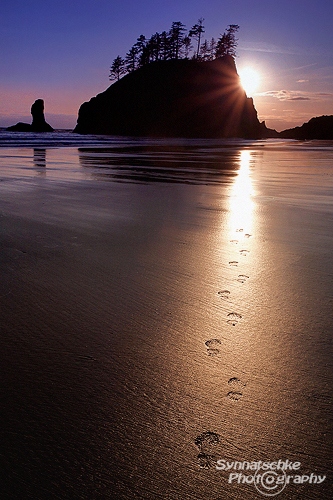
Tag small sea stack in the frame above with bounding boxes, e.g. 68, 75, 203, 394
7, 99, 54, 132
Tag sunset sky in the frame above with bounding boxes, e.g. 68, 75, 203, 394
1, 0, 332, 131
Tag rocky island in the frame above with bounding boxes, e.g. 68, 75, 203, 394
280, 115, 333, 140
7, 99, 54, 132
74, 57, 275, 139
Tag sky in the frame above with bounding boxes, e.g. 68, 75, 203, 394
1, 0, 333, 131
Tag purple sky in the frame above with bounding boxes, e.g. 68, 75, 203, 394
1, 0, 332, 130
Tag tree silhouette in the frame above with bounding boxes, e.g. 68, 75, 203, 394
160, 31, 171, 60
199, 38, 217, 61
183, 36, 192, 59
148, 32, 162, 61
169, 21, 186, 60
189, 18, 205, 59
199, 39, 210, 61
125, 47, 138, 73
109, 56, 126, 81
216, 25, 239, 58
134, 35, 147, 67
109, 20, 239, 81
209, 38, 216, 60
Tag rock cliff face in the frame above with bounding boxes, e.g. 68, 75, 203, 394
7, 99, 54, 132
74, 57, 271, 139
280, 115, 333, 140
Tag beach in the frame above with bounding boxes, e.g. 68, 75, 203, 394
0, 134, 332, 499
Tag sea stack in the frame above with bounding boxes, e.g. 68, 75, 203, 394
74, 57, 273, 139
30, 99, 54, 132
7, 99, 54, 132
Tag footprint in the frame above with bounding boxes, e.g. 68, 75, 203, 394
205, 339, 221, 348
195, 432, 219, 467
237, 274, 249, 283
227, 378, 246, 401
227, 391, 243, 401
217, 289, 230, 299
207, 348, 220, 356
227, 312, 242, 326
205, 339, 221, 356
197, 452, 218, 469
244, 233, 251, 238
228, 377, 246, 388
239, 249, 249, 256
229, 261, 238, 266
236, 228, 243, 233
230, 239, 238, 244
194, 431, 220, 451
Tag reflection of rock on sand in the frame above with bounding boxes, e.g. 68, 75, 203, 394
33, 148, 46, 176
33, 148, 46, 170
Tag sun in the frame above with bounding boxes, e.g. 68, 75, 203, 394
238, 67, 260, 96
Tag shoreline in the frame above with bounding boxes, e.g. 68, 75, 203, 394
1, 141, 332, 499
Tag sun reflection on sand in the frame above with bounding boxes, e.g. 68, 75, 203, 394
229, 150, 254, 239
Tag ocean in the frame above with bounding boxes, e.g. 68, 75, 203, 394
0, 130, 332, 499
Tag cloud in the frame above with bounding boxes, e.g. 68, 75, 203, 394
293, 63, 318, 71
256, 90, 301, 100
297, 79, 309, 83
239, 41, 301, 55
256, 89, 333, 101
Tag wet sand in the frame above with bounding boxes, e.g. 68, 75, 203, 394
1, 141, 333, 499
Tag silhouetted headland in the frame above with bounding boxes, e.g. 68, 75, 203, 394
280, 115, 333, 140
7, 99, 54, 132
74, 57, 276, 139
